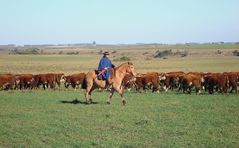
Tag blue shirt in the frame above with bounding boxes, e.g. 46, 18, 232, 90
97, 57, 113, 79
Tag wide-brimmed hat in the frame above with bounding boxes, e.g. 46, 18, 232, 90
103, 51, 110, 55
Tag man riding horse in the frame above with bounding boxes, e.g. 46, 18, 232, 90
97, 51, 115, 86
82, 52, 136, 105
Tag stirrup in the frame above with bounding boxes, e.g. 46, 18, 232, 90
106, 85, 113, 91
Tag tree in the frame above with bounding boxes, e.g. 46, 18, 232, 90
92, 41, 96, 46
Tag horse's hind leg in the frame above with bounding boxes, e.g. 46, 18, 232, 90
88, 86, 97, 103
85, 82, 93, 104
85, 88, 91, 104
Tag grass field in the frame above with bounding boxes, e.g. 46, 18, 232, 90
1, 44, 239, 74
0, 45, 239, 147
0, 90, 239, 147
0, 54, 238, 74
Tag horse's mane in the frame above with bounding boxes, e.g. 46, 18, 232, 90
112, 62, 133, 77
115, 62, 133, 70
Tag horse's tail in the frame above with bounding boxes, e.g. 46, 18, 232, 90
81, 77, 87, 89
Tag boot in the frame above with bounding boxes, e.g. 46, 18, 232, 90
106, 78, 113, 90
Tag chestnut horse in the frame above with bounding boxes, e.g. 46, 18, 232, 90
82, 62, 136, 105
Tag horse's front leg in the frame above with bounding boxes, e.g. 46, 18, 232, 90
107, 88, 115, 104
120, 87, 126, 106
115, 86, 126, 106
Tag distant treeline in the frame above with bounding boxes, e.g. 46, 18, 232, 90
1, 42, 239, 49
10, 48, 80, 55
10, 48, 41, 55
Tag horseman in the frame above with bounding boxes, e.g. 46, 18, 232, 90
83, 57, 136, 105
97, 51, 115, 86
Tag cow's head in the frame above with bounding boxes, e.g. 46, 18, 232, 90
60, 74, 66, 83
63, 76, 71, 88
14, 76, 21, 89
15, 78, 20, 85
159, 73, 166, 81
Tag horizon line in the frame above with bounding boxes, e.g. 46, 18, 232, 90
1, 41, 239, 46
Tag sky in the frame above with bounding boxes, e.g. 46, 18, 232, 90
0, 0, 239, 45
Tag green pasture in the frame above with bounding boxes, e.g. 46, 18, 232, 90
0, 90, 239, 147
0, 46, 239, 147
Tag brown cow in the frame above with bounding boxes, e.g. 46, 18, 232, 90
64, 73, 86, 89
34, 73, 56, 89
180, 73, 204, 94
54, 73, 65, 88
0, 74, 16, 90
122, 74, 136, 91
206, 73, 229, 94
223, 72, 238, 93
14, 74, 34, 89
135, 72, 165, 93
163, 71, 185, 92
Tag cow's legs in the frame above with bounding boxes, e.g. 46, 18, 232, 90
50, 81, 55, 89
43, 83, 47, 90
208, 85, 214, 94
196, 87, 201, 95
223, 86, 228, 94
188, 87, 192, 94
137, 85, 142, 93
143, 84, 147, 93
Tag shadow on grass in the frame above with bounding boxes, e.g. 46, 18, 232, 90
60, 99, 98, 105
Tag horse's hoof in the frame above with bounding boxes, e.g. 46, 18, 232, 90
107, 101, 111, 105
86, 101, 91, 105
122, 100, 126, 106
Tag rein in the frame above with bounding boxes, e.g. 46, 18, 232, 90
114, 65, 131, 78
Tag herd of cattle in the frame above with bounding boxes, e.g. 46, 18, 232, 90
0, 71, 239, 94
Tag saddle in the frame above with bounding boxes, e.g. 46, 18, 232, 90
95, 69, 115, 81
95, 70, 100, 75
95, 70, 106, 80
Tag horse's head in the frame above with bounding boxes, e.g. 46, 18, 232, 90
125, 62, 136, 76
